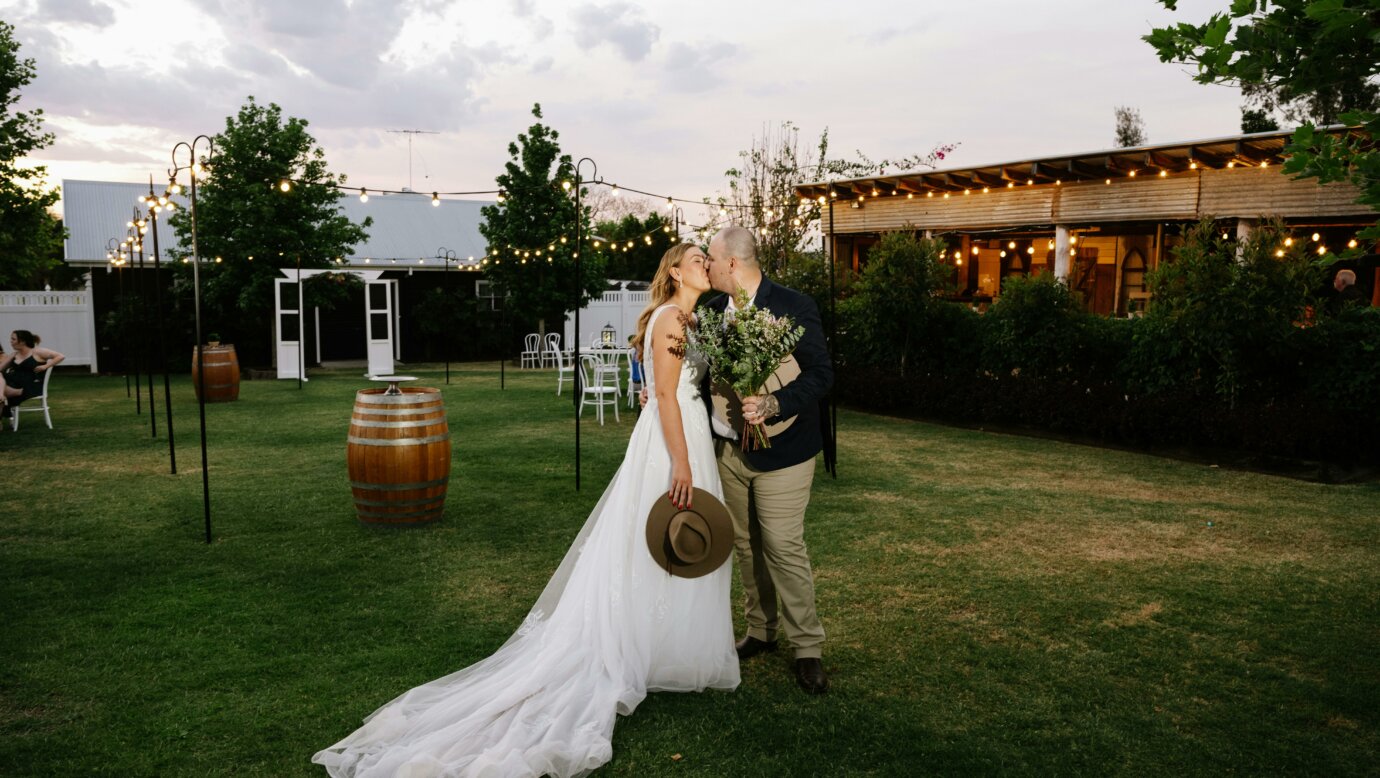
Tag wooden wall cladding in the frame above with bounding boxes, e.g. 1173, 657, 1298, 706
823, 167, 1367, 234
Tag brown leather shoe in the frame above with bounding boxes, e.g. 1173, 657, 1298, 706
794, 658, 829, 694
734, 635, 779, 660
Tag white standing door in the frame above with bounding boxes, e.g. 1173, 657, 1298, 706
275, 277, 304, 379
366, 279, 394, 376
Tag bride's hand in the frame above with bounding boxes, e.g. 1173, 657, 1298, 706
669, 459, 693, 509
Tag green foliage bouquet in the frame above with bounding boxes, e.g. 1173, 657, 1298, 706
694, 288, 805, 450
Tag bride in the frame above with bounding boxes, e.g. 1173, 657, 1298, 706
313, 243, 738, 777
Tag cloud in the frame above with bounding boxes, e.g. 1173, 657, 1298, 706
571, 2, 660, 62
661, 41, 737, 93
38, 0, 116, 27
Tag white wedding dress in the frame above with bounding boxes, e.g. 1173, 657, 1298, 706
314, 304, 739, 777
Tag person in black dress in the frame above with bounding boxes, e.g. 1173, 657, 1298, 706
1, 330, 64, 418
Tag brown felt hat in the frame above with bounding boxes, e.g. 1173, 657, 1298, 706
645, 488, 735, 578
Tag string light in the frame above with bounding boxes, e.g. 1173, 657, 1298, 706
1348, 238, 1358, 248
279, 179, 291, 192
359, 188, 369, 203
1312, 232, 1321, 241
431, 192, 440, 206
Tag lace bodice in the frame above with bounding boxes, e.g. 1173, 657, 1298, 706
643, 304, 706, 398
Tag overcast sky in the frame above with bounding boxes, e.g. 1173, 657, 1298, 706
6, 0, 1242, 217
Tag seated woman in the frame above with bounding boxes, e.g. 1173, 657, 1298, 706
1, 330, 64, 418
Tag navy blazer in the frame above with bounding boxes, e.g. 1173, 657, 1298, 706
703, 276, 834, 472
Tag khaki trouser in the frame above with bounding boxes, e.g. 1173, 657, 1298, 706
716, 440, 825, 659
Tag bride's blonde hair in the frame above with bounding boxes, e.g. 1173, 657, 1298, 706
631, 243, 697, 356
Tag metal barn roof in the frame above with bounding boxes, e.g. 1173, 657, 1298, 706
62, 179, 491, 269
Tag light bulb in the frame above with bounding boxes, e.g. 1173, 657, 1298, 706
1260, 161, 1268, 168
1318, 246, 1327, 255
1000, 250, 1007, 257
1026, 246, 1034, 254
907, 193, 914, 199
432, 192, 440, 206
562, 180, 572, 191
971, 246, 979, 255
1159, 170, 1167, 177
1008, 241, 1016, 249
665, 197, 673, 209
1285, 237, 1294, 246
1348, 238, 1358, 248
279, 180, 291, 192
1227, 161, 1235, 168
359, 188, 369, 203
1275, 250, 1285, 257
1129, 170, 1137, 177
1190, 161, 1198, 169
611, 185, 620, 197
1311, 232, 1321, 242
1105, 179, 1111, 185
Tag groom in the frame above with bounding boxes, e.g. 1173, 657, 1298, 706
703, 226, 834, 694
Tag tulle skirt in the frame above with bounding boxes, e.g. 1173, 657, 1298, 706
313, 392, 738, 777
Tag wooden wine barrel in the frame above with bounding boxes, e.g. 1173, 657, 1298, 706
347, 387, 451, 526
192, 344, 240, 402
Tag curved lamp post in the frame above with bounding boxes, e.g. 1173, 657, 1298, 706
139, 178, 178, 473
107, 237, 132, 399
169, 135, 216, 544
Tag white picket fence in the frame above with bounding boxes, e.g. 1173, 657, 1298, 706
563, 287, 652, 350
0, 280, 99, 372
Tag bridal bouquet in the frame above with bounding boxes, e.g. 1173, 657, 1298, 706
693, 287, 805, 451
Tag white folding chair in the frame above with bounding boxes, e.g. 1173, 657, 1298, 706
578, 355, 619, 425
12, 367, 53, 430
542, 333, 562, 368
552, 345, 575, 395
520, 333, 541, 369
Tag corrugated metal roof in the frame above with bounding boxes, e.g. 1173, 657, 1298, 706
62, 180, 491, 268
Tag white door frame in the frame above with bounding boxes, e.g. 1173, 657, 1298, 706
275, 269, 389, 379
366, 278, 396, 376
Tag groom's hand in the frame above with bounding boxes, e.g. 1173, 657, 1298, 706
742, 394, 779, 426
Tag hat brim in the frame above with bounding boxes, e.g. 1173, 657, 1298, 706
645, 487, 735, 578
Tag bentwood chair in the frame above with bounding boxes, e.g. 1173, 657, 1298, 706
12, 367, 53, 430
520, 333, 541, 369
578, 355, 619, 425
542, 333, 562, 368
552, 345, 575, 395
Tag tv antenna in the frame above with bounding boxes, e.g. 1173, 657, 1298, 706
386, 129, 439, 191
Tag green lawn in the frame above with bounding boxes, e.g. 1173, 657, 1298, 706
2, 366, 1377, 776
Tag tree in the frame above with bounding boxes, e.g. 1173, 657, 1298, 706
1145, 0, 1380, 241
1240, 105, 1280, 133
715, 122, 956, 275
479, 104, 607, 334
839, 230, 950, 377
168, 97, 370, 361
595, 212, 675, 282
0, 20, 66, 289
1114, 106, 1147, 147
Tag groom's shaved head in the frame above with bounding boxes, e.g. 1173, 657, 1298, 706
712, 225, 759, 268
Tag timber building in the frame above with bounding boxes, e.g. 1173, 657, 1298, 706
795, 127, 1376, 314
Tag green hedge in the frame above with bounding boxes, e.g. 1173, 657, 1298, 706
812, 223, 1380, 465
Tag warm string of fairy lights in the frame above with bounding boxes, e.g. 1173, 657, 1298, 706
125, 156, 1367, 269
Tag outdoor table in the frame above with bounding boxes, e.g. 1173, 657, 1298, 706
369, 374, 418, 396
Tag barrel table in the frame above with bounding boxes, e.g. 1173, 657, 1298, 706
192, 343, 240, 402
347, 380, 451, 526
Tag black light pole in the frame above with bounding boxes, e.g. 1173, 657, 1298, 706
171, 135, 216, 544
436, 247, 457, 384
827, 195, 837, 479
142, 179, 177, 474
572, 157, 600, 491
108, 238, 131, 398
124, 227, 143, 417
133, 208, 157, 437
